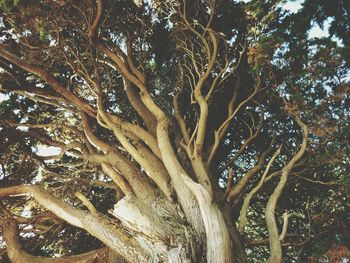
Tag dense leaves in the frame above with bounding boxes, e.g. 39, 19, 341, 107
0, 0, 349, 262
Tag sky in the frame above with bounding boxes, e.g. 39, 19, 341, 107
285, 0, 332, 39
0, 92, 8, 101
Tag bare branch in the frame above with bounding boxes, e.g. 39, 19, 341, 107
265, 114, 308, 263
238, 146, 282, 232
0, 185, 149, 262
74, 191, 99, 216
279, 212, 292, 241
228, 146, 271, 201
0, 213, 106, 263
87, 0, 103, 39
0, 47, 95, 116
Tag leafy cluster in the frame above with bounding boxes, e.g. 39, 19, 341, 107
0, 0, 349, 262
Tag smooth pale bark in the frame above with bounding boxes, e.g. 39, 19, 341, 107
82, 112, 175, 203
190, 155, 213, 196
111, 197, 179, 240
182, 179, 233, 263
98, 40, 234, 261
154, 114, 233, 262
124, 79, 157, 135
95, 101, 174, 200
86, 142, 179, 219
96, 42, 205, 232
156, 118, 205, 234
0, 184, 193, 262
152, 115, 233, 262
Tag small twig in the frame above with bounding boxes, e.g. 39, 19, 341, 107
222, 168, 234, 203
279, 212, 292, 241
74, 191, 98, 216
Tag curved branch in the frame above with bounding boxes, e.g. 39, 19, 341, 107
218, 106, 264, 171
124, 79, 157, 136
0, 47, 95, 116
228, 146, 271, 201
265, 114, 308, 263
74, 191, 99, 216
238, 146, 282, 232
96, 101, 173, 200
193, 31, 218, 154
98, 59, 157, 136
173, 65, 190, 145
0, 185, 149, 262
96, 38, 206, 236
279, 212, 292, 241
87, 0, 103, 39
208, 78, 260, 166
0, 217, 106, 263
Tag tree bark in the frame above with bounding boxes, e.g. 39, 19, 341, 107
0, 219, 106, 263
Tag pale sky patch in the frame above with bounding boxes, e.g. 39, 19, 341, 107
0, 92, 9, 102
33, 145, 61, 157
308, 18, 331, 39
282, 0, 303, 13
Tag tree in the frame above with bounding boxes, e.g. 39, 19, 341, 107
0, 0, 349, 262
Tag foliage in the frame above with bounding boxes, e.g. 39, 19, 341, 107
0, 0, 349, 262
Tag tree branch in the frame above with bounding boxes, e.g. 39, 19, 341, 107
228, 146, 271, 201
265, 114, 308, 263
87, 0, 103, 40
0, 215, 106, 263
0, 185, 149, 262
0, 47, 95, 117
238, 146, 282, 232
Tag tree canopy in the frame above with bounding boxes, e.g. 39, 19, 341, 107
0, 0, 349, 262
